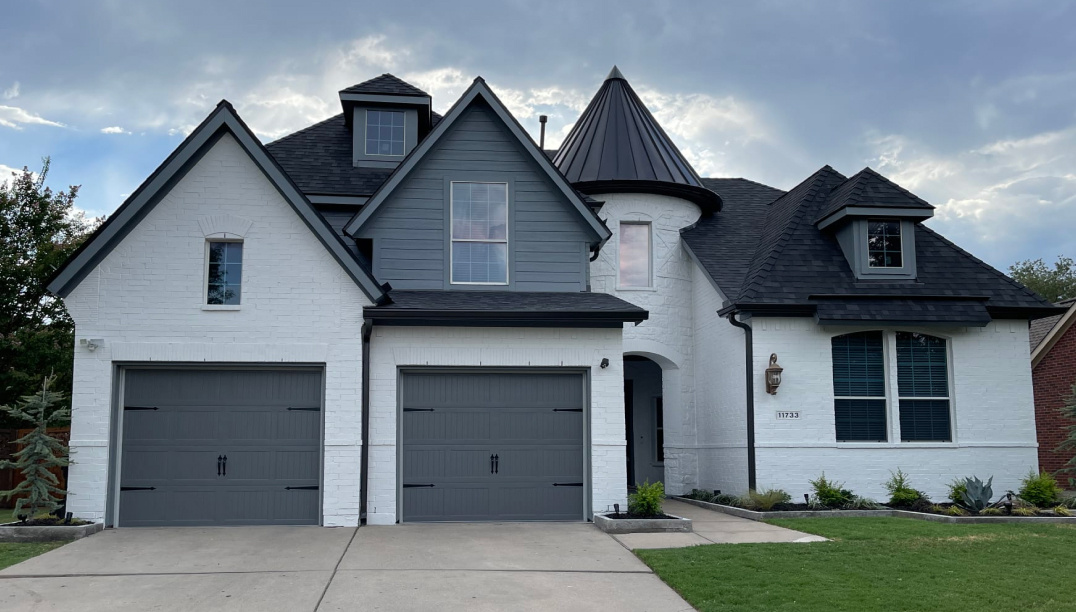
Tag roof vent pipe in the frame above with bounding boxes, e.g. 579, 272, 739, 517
539, 115, 548, 149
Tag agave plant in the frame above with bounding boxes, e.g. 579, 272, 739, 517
957, 476, 994, 513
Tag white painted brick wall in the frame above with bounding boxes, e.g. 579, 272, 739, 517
61, 134, 370, 526
366, 326, 624, 525
750, 317, 1039, 500
589, 192, 701, 494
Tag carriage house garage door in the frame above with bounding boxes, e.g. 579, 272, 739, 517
117, 368, 322, 527
400, 370, 587, 522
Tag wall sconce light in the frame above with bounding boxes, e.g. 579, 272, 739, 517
765, 353, 783, 395
600, 358, 610, 369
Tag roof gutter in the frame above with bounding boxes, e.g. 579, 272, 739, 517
363, 308, 648, 328
725, 311, 757, 491
359, 319, 372, 525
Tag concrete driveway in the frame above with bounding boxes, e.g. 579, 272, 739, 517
0, 523, 692, 611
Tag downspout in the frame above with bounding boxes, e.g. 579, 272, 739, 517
359, 319, 372, 525
726, 311, 757, 491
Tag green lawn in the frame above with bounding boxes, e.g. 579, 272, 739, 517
636, 518, 1076, 612
0, 541, 68, 570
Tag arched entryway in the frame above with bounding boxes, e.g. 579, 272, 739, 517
624, 355, 664, 488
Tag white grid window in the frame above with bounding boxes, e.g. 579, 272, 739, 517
365, 110, 405, 156
451, 182, 508, 284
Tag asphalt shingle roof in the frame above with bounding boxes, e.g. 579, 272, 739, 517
340, 74, 430, 97
366, 290, 649, 325
1029, 298, 1076, 350
815, 166, 934, 224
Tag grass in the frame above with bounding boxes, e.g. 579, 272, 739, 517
636, 517, 1076, 612
0, 540, 68, 570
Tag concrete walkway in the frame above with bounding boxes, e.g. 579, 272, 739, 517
612, 499, 828, 549
1, 522, 692, 612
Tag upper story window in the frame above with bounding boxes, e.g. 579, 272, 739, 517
867, 219, 902, 268
206, 240, 242, 305
830, 331, 953, 443
450, 182, 508, 284
619, 222, 652, 288
365, 110, 405, 157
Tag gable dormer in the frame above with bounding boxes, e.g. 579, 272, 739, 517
816, 167, 934, 280
339, 74, 433, 168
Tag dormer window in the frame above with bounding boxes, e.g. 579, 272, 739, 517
365, 110, 405, 157
867, 220, 902, 268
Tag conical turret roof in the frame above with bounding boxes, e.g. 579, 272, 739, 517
553, 67, 720, 211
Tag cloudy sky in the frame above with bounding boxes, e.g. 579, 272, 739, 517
2, 0, 1074, 269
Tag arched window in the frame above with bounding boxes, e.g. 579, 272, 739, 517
831, 331, 887, 442
896, 332, 952, 442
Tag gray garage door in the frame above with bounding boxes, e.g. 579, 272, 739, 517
118, 368, 322, 527
400, 370, 586, 522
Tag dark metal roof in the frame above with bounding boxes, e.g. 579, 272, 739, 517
553, 67, 721, 211
340, 74, 430, 97
366, 290, 648, 328
684, 168, 1061, 320
266, 112, 443, 196
815, 166, 934, 225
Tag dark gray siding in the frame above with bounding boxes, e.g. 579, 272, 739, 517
354, 102, 592, 291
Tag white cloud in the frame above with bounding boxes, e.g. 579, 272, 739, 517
100, 126, 130, 134
0, 163, 24, 183
2, 82, 19, 100
0, 104, 65, 130
339, 35, 403, 70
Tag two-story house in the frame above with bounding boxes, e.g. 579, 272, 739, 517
48, 68, 1060, 527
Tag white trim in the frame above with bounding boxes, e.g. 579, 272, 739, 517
1031, 302, 1076, 367
449, 180, 509, 286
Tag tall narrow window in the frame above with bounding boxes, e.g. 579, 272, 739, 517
365, 110, 405, 156
896, 332, 952, 442
451, 182, 508, 284
867, 219, 902, 268
831, 331, 887, 441
207, 241, 242, 305
653, 397, 664, 463
619, 222, 651, 288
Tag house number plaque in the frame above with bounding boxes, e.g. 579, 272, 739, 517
775, 411, 801, 420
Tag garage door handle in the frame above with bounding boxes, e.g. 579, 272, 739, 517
217, 455, 223, 476
553, 483, 583, 487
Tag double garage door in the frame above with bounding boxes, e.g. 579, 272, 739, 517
118, 368, 321, 527
400, 370, 587, 522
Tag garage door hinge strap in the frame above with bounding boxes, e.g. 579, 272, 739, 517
287, 406, 320, 411
552, 483, 583, 487
284, 486, 319, 490
403, 408, 435, 412
402, 484, 435, 488
124, 406, 158, 411
553, 408, 583, 412
120, 486, 157, 491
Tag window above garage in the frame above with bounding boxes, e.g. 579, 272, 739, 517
205, 240, 242, 308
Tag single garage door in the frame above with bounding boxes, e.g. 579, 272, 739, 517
400, 370, 586, 522
118, 368, 321, 527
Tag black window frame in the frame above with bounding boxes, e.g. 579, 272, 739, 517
896, 332, 952, 442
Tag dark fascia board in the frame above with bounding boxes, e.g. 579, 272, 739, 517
364, 307, 648, 328
47, 100, 387, 303
987, 304, 1069, 319
339, 92, 432, 106
814, 315, 991, 328
343, 78, 611, 244
717, 303, 818, 317
816, 205, 934, 230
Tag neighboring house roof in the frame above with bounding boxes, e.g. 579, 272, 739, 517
684, 165, 1060, 322
340, 73, 431, 97
552, 67, 721, 212
1031, 298, 1076, 365
46, 100, 387, 303
365, 290, 648, 327
266, 111, 443, 196
343, 77, 611, 244
814, 167, 934, 225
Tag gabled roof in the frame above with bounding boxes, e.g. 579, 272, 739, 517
815, 166, 934, 227
684, 165, 1061, 322
340, 74, 430, 97
553, 67, 721, 212
343, 77, 610, 243
47, 101, 387, 303
365, 290, 648, 328
1031, 298, 1076, 365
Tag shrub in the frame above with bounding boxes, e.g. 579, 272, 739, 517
884, 469, 928, 508
809, 473, 854, 508
628, 481, 665, 517
1012, 506, 1038, 517
0, 376, 70, 521
1054, 505, 1072, 517
713, 493, 741, 506
945, 505, 968, 516
947, 478, 968, 504
845, 496, 883, 510
1019, 471, 1061, 507
980, 507, 1003, 516
739, 488, 792, 511
955, 476, 993, 513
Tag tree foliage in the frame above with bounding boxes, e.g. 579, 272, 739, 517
0, 160, 97, 427
1009, 256, 1076, 303
0, 375, 70, 520
1058, 383, 1076, 487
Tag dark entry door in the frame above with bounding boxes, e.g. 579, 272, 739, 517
400, 370, 586, 522
118, 368, 321, 527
